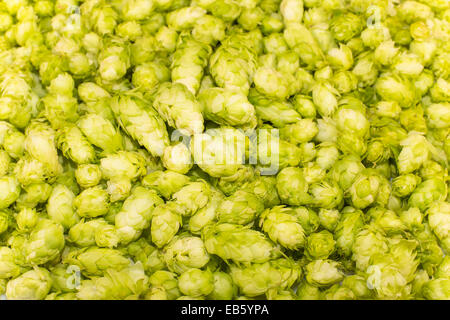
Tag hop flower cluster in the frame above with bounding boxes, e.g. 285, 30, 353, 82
0, 0, 449, 300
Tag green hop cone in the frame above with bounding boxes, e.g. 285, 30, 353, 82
153, 82, 204, 135
397, 133, 432, 175
111, 93, 170, 157
46, 184, 79, 230
208, 271, 237, 300
0, 247, 21, 279
280, 119, 318, 145
435, 256, 450, 279
297, 281, 322, 300
162, 143, 193, 174
294, 206, 320, 235
259, 206, 306, 250
163, 235, 210, 274
0, 210, 11, 234
309, 179, 344, 209
24, 121, 62, 176
74, 186, 110, 218
124, 238, 166, 274
244, 176, 280, 208
348, 170, 384, 209
178, 268, 214, 297
75, 164, 102, 189
115, 187, 164, 244
342, 275, 373, 299
199, 87, 257, 129
408, 178, 447, 212
191, 127, 247, 178
392, 174, 421, 198
142, 170, 190, 200
322, 285, 356, 300
6, 268, 52, 300
64, 247, 130, 277
170, 35, 211, 95
148, 270, 181, 300
305, 230, 336, 260
318, 208, 340, 232
100, 151, 147, 198
305, 259, 344, 287
217, 190, 264, 225
151, 202, 182, 248
334, 207, 365, 257
16, 207, 39, 232
202, 223, 280, 264
77, 262, 148, 300
77, 113, 123, 153
422, 279, 450, 300
230, 258, 301, 297
68, 219, 112, 248
94, 221, 120, 249
56, 124, 96, 165
427, 201, 450, 243
276, 167, 310, 206
189, 189, 224, 235
0, 176, 21, 209
352, 228, 389, 271
25, 219, 65, 265
171, 180, 211, 217
248, 89, 300, 128
209, 32, 258, 95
